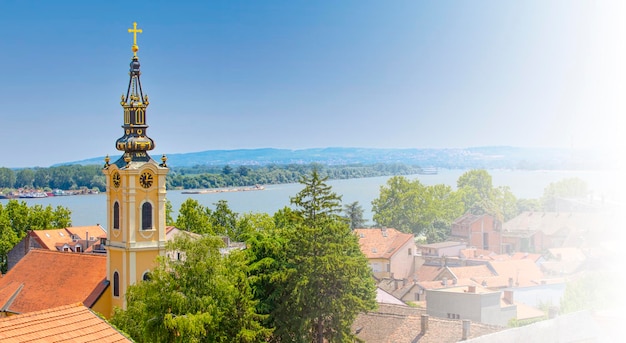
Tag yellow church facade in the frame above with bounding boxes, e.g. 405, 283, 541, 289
97, 22, 169, 318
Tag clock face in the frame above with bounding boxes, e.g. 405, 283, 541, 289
139, 171, 154, 188
112, 171, 121, 188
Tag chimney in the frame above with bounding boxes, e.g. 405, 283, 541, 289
503, 290, 514, 304
462, 319, 471, 340
468, 285, 476, 293
85, 231, 89, 249
508, 277, 514, 288
421, 314, 429, 334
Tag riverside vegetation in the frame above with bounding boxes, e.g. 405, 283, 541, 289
0, 163, 426, 194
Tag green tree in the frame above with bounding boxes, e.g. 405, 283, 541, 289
540, 177, 589, 211
165, 199, 174, 226
372, 176, 463, 236
175, 199, 213, 234
457, 169, 494, 215
343, 201, 366, 229
111, 235, 271, 342
210, 200, 238, 238
15, 169, 35, 188
0, 167, 16, 188
457, 170, 521, 221
249, 170, 376, 342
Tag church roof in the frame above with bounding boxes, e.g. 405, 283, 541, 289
0, 303, 131, 342
0, 250, 106, 314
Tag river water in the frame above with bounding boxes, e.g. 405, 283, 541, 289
1, 169, 620, 227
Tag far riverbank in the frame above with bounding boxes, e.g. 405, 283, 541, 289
1, 169, 621, 227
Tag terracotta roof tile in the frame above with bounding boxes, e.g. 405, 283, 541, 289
0, 250, 106, 314
415, 265, 445, 282
448, 265, 495, 280
355, 228, 414, 259
354, 304, 502, 342
0, 303, 131, 342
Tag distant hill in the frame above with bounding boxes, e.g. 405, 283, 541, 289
59, 146, 607, 170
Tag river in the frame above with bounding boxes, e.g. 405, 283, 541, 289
1, 169, 620, 227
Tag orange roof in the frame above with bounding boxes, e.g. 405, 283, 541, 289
0, 250, 106, 314
355, 228, 414, 259
448, 265, 495, 280
510, 252, 543, 262
30, 225, 106, 251
415, 265, 445, 282
0, 303, 131, 342
484, 259, 545, 288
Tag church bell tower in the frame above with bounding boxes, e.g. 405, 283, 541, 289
102, 22, 169, 315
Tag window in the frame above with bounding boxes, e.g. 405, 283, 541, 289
142, 202, 152, 230
113, 272, 120, 297
113, 202, 120, 229
75, 246, 82, 253
142, 272, 150, 281
408, 248, 412, 255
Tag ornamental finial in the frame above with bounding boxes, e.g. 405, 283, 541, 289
128, 22, 142, 57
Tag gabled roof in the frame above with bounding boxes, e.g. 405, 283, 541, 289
0, 303, 131, 342
415, 265, 445, 282
447, 265, 495, 280
354, 228, 414, 259
0, 250, 106, 314
481, 259, 545, 288
510, 252, 543, 263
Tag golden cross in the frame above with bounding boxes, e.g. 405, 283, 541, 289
128, 22, 142, 56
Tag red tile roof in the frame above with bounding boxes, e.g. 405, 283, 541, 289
448, 265, 495, 280
355, 228, 414, 259
415, 265, 445, 282
0, 250, 106, 314
0, 303, 131, 342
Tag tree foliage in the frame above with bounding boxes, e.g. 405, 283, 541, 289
111, 235, 271, 342
540, 177, 589, 211
247, 170, 377, 342
343, 201, 366, 229
372, 176, 463, 236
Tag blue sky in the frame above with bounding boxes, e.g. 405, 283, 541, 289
0, 0, 624, 168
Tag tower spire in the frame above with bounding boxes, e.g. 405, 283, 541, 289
115, 22, 154, 165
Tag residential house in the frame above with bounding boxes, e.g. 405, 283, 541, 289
0, 303, 132, 342
355, 228, 417, 280
7, 225, 107, 270
426, 285, 517, 326
451, 214, 503, 253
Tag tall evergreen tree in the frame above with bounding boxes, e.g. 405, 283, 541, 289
249, 169, 376, 342
343, 201, 366, 229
